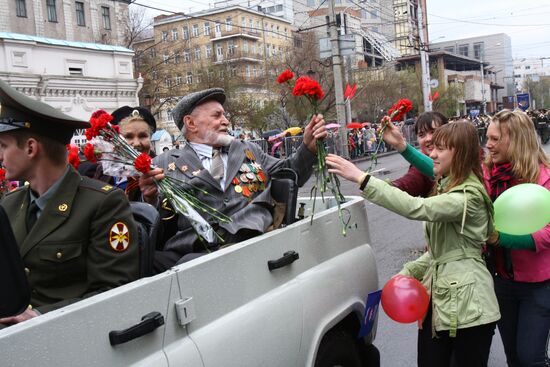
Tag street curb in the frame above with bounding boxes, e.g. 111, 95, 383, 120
350, 149, 401, 163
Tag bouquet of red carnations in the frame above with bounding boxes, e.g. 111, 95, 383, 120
277, 70, 348, 234
84, 110, 231, 244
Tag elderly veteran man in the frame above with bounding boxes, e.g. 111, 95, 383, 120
0, 79, 138, 325
140, 88, 327, 271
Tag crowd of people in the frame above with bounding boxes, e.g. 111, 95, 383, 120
0, 79, 548, 367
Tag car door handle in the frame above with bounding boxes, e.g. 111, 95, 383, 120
268, 250, 299, 271
109, 311, 164, 346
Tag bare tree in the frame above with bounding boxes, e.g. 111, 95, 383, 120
124, 6, 153, 49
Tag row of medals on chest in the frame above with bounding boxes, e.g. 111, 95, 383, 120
233, 155, 266, 198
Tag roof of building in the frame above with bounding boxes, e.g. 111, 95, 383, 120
0, 32, 133, 53
154, 5, 291, 26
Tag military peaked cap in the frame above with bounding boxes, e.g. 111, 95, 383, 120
111, 106, 157, 132
0, 79, 89, 144
172, 88, 226, 129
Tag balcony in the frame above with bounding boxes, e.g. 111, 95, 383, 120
210, 29, 261, 42
212, 50, 263, 65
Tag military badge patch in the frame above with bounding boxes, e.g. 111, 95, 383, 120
109, 222, 130, 252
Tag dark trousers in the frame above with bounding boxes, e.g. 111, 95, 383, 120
418, 306, 496, 367
494, 277, 550, 367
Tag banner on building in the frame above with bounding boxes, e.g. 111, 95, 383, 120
502, 96, 515, 110
516, 93, 530, 111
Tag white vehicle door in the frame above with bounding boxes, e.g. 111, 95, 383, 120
0, 271, 200, 367
165, 226, 308, 367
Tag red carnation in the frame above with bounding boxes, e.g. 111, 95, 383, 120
344, 83, 357, 100
276, 69, 295, 84
86, 110, 114, 140
0, 168, 6, 181
292, 76, 325, 101
84, 143, 98, 163
134, 153, 152, 174
388, 98, 413, 122
67, 144, 81, 169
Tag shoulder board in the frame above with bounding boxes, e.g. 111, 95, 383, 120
3, 185, 27, 197
80, 177, 117, 194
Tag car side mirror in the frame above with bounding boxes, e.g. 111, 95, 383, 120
0, 206, 30, 318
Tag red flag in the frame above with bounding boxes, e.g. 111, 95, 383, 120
429, 91, 440, 102
344, 83, 357, 100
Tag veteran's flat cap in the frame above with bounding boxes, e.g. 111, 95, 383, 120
173, 88, 226, 129
111, 106, 156, 132
0, 79, 89, 144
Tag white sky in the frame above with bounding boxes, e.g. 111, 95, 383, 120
427, 0, 550, 59
132, 0, 550, 59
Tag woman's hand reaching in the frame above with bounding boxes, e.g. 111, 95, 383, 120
326, 154, 366, 184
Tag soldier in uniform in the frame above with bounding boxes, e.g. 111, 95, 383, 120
0, 79, 139, 325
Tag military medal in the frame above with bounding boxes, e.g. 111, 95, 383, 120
192, 169, 201, 176
234, 185, 243, 193
168, 162, 176, 171
181, 165, 188, 172
242, 186, 251, 197
240, 173, 249, 183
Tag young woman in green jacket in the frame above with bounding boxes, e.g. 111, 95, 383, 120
326, 122, 500, 367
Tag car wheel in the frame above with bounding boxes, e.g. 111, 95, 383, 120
314, 330, 362, 367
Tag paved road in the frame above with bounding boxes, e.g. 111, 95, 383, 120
296, 144, 550, 366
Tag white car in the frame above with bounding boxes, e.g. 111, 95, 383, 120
0, 196, 380, 367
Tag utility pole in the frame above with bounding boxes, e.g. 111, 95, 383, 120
480, 51, 486, 114
417, 1, 432, 112
329, 0, 349, 158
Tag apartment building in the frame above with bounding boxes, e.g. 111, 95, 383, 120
0, 0, 130, 46
513, 57, 550, 93
430, 33, 513, 101
133, 5, 294, 128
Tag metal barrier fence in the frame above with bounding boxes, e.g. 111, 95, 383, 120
246, 124, 418, 159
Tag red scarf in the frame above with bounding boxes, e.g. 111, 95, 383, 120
487, 163, 519, 278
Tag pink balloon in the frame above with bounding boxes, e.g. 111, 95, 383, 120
381, 275, 429, 323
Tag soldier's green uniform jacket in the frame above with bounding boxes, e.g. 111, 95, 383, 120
1, 166, 139, 314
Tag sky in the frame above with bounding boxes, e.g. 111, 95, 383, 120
427, 0, 550, 59
131, 0, 550, 60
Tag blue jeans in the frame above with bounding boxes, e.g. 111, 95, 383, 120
495, 277, 550, 367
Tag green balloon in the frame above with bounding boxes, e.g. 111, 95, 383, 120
494, 183, 550, 235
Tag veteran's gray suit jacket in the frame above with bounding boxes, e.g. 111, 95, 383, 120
154, 139, 316, 258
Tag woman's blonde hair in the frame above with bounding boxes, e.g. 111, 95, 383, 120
485, 109, 549, 183
119, 110, 152, 134
431, 121, 483, 193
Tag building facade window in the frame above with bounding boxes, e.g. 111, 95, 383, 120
473, 42, 484, 59
75, 2, 85, 26
186, 72, 193, 84
174, 51, 181, 64
172, 29, 178, 41
205, 45, 212, 58
216, 44, 223, 59
163, 53, 169, 64
225, 17, 232, 31
194, 47, 201, 60
161, 31, 168, 42
204, 22, 210, 35
182, 26, 189, 39
175, 74, 182, 85
183, 50, 190, 62
245, 65, 250, 77
46, 0, 57, 22
16, 0, 27, 17
192, 24, 199, 37
458, 44, 469, 57
101, 6, 111, 30
215, 22, 221, 34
